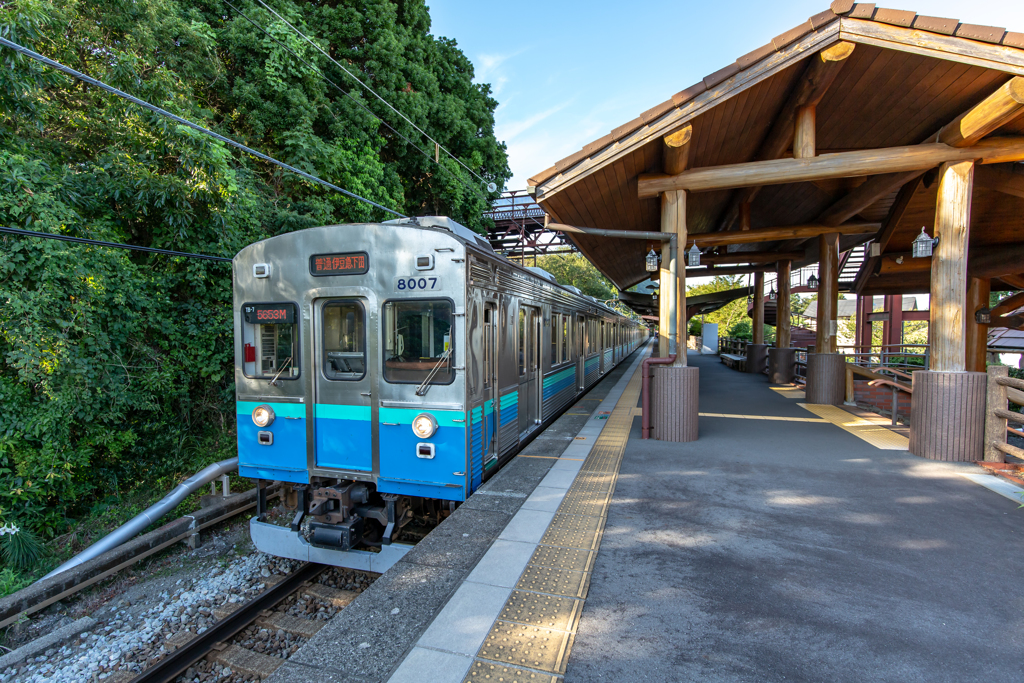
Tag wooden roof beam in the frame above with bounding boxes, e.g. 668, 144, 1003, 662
690, 222, 876, 248
637, 137, 1024, 197
699, 250, 804, 265
663, 124, 693, 175
715, 41, 856, 231
937, 77, 1024, 147
685, 265, 773, 277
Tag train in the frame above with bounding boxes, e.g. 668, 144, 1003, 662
233, 216, 643, 572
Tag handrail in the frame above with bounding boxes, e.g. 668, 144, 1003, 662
983, 367, 1024, 462
867, 378, 912, 426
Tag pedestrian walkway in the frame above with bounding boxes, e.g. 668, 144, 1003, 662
566, 351, 1024, 683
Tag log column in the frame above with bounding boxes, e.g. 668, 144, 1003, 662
965, 277, 990, 373
652, 188, 698, 442
769, 259, 796, 383
910, 161, 986, 461
806, 232, 845, 404
747, 271, 768, 374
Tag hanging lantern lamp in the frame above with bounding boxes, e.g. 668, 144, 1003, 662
687, 241, 701, 267
912, 227, 938, 258
646, 249, 659, 272
807, 273, 819, 290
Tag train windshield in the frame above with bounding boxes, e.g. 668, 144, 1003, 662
322, 300, 366, 380
240, 303, 299, 380
383, 299, 455, 385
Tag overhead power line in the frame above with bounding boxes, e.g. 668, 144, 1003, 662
224, 0, 486, 202
253, 0, 498, 193
0, 226, 233, 261
0, 36, 406, 219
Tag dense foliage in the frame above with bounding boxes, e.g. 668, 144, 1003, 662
535, 253, 616, 302
0, 0, 509, 569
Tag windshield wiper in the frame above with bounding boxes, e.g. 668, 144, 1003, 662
269, 356, 293, 386
415, 347, 452, 396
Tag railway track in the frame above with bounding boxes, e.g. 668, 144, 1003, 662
126, 562, 355, 683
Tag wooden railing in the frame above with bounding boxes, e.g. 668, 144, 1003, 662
984, 367, 1024, 462
718, 337, 749, 356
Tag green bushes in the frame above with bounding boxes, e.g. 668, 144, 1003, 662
0, 0, 509, 585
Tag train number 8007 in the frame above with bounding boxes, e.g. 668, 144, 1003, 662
394, 276, 441, 291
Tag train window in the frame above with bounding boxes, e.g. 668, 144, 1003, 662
382, 299, 455, 385
322, 300, 366, 380
518, 308, 526, 376
240, 303, 299, 380
561, 315, 569, 361
550, 315, 558, 366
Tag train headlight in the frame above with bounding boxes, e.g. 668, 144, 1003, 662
252, 404, 275, 428
411, 413, 438, 439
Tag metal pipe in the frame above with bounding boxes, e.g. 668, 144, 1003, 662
545, 217, 673, 241
642, 354, 676, 439
41, 457, 238, 581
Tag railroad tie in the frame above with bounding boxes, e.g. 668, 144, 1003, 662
208, 643, 285, 678
211, 602, 243, 622
255, 611, 326, 638
301, 583, 358, 608
164, 629, 198, 653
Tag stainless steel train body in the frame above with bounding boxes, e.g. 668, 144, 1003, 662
233, 216, 642, 571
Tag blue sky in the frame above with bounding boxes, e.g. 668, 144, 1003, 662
429, 0, 1024, 190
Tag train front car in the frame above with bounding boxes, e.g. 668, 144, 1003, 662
234, 218, 473, 572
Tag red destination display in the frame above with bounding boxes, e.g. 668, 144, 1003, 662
310, 252, 369, 277
243, 303, 296, 324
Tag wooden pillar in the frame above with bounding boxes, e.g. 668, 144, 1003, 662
910, 159, 985, 461
966, 276, 991, 373
794, 105, 816, 159
776, 260, 791, 348
890, 294, 904, 347
661, 189, 687, 366
857, 295, 874, 352
930, 161, 974, 372
749, 272, 765, 344
815, 232, 839, 354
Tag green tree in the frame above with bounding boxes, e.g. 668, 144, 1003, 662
686, 276, 747, 336
535, 253, 616, 301
0, 0, 510, 581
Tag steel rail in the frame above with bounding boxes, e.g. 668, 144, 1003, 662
129, 562, 326, 683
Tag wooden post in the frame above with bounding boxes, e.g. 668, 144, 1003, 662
739, 201, 751, 231
661, 190, 687, 366
752, 271, 764, 344
816, 233, 839, 354
966, 277, 991, 373
663, 125, 692, 176
984, 365, 1009, 462
930, 161, 974, 372
891, 294, 904, 348
776, 260, 791, 348
794, 105, 816, 159
857, 295, 874, 353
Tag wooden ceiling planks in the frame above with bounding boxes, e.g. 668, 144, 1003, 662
531, 9, 1024, 289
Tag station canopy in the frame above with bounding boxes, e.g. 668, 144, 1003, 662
528, 1, 1024, 295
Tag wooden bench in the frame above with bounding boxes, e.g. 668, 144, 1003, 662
720, 353, 746, 371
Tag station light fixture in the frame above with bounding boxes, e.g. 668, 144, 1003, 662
912, 227, 939, 258
412, 413, 438, 439
252, 404, 275, 428
646, 249, 659, 272
768, 286, 777, 301
687, 241, 701, 267
807, 273, 819, 290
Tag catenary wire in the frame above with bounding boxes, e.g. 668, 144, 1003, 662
223, 0, 486, 202
253, 0, 495, 190
0, 226, 233, 261
0, 36, 406, 219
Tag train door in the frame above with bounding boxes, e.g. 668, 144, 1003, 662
483, 303, 498, 465
518, 305, 541, 435
599, 321, 606, 374
313, 297, 373, 472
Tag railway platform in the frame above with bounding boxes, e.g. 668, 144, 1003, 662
269, 342, 1024, 683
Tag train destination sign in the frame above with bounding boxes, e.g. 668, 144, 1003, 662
243, 303, 296, 324
310, 252, 369, 277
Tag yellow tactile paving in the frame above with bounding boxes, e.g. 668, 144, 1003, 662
798, 403, 910, 450
700, 412, 827, 423
463, 350, 647, 683
771, 386, 806, 400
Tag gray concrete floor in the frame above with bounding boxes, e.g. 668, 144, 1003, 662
566, 352, 1024, 683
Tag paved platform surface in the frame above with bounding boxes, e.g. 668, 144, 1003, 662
566, 351, 1024, 683
267, 343, 648, 683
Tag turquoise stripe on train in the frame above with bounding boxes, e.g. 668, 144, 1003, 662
499, 391, 518, 426
543, 366, 575, 401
